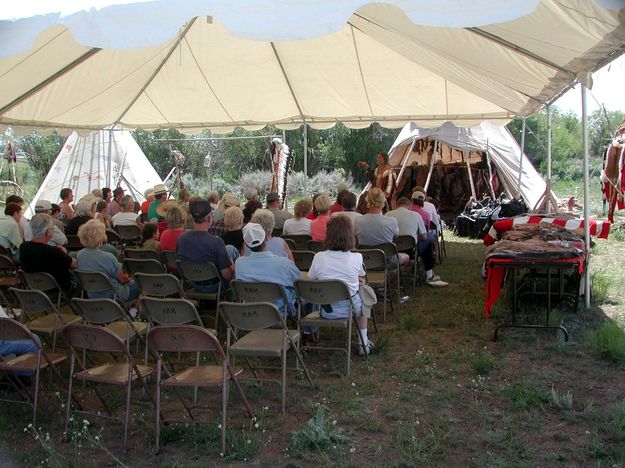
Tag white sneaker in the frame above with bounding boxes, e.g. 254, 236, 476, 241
426, 274, 441, 283
128, 307, 138, 319
358, 341, 375, 356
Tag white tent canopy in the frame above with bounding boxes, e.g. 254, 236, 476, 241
25, 129, 163, 218
388, 121, 555, 209
0, 0, 623, 134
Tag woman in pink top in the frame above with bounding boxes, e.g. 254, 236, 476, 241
310, 194, 331, 241
159, 205, 187, 251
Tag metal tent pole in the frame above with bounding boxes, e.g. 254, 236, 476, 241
581, 85, 591, 310
517, 118, 526, 198
547, 105, 552, 182
303, 122, 308, 196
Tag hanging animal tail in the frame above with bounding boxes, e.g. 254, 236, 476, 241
270, 138, 292, 208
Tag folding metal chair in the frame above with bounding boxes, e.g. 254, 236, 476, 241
65, 235, 84, 252
281, 235, 311, 251
0, 254, 21, 316
271, 228, 283, 238
307, 240, 326, 252
115, 224, 142, 246
395, 235, 424, 291
160, 250, 178, 273
19, 270, 71, 310
358, 242, 403, 304
71, 298, 148, 352
148, 324, 253, 454
176, 261, 224, 330
63, 323, 155, 453
231, 279, 290, 319
75, 270, 135, 308
0, 318, 75, 427
291, 250, 315, 272
283, 238, 296, 251
105, 229, 122, 249
10, 288, 82, 351
295, 279, 368, 376
140, 297, 204, 328
354, 248, 390, 322
124, 248, 161, 261
219, 301, 313, 414
122, 258, 165, 276
134, 273, 185, 299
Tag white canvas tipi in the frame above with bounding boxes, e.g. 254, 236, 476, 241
26, 128, 163, 218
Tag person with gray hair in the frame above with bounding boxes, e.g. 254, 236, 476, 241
19, 214, 79, 296
243, 187, 258, 202
112, 195, 142, 227
23, 199, 68, 249
242, 208, 293, 262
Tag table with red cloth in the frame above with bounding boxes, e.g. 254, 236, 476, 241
483, 223, 587, 341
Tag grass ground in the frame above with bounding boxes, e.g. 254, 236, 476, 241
1, 180, 624, 467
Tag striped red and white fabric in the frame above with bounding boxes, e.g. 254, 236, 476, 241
483, 216, 611, 246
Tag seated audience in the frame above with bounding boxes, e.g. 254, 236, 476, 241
112, 195, 141, 227
176, 199, 234, 292
141, 188, 154, 216
208, 194, 239, 236
331, 191, 362, 225
0, 203, 23, 262
356, 191, 369, 214
206, 191, 220, 213
102, 187, 112, 203
65, 200, 95, 235
282, 198, 312, 236
106, 187, 125, 217
50, 203, 65, 231
235, 222, 300, 318
413, 187, 441, 233
310, 194, 331, 241
159, 206, 187, 252
306, 194, 320, 220
266, 192, 293, 229
329, 185, 348, 214
148, 184, 168, 222
139, 223, 160, 250
76, 219, 139, 302
6, 195, 28, 235
0, 305, 38, 378
221, 206, 244, 252
94, 200, 112, 229
58, 188, 75, 222
243, 199, 262, 224
19, 214, 80, 297
308, 215, 374, 355
23, 200, 67, 249
243, 209, 293, 261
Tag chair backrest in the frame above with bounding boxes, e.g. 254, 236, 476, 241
63, 323, 126, 353
106, 229, 122, 245
395, 235, 416, 253
353, 249, 387, 271
358, 242, 398, 265
19, 271, 61, 294
123, 258, 165, 276
176, 261, 220, 284
140, 297, 202, 326
10, 288, 56, 315
282, 235, 311, 251
115, 224, 141, 243
307, 240, 326, 253
0, 254, 17, 275
0, 317, 40, 346
71, 298, 125, 325
294, 279, 351, 306
65, 235, 84, 251
134, 273, 184, 297
124, 249, 161, 261
75, 271, 114, 295
283, 238, 296, 251
231, 280, 287, 303
219, 301, 283, 331
160, 250, 177, 270
291, 250, 315, 271
148, 324, 223, 355
271, 228, 283, 238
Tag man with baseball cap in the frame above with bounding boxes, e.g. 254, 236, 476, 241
176, 198, 234, 292
234, 223, 300, 318
23, 199, 68, 248
266, 192, 292, 230
148, 184, 168, 222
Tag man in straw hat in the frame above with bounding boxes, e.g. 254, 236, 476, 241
148, 184, 169, 222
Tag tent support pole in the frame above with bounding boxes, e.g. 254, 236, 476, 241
581, 85, 591, 310
485, 138, 496, 199
534, 106, 558, 213
517, 118, 526, 198
303, 122, 308, 195
464, 150, 477, 200
424, 141, 438, 194
396, 140, 417, 194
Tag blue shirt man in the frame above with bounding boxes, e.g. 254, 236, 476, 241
234, 223, 299, 318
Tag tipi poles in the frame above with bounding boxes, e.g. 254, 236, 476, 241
581, 85, 591, 310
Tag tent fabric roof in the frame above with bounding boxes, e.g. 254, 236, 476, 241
0, 1, 624, 134
25, 129, 163, 217
388, 121, 553, 209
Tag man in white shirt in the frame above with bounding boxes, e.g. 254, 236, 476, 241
112, 195, 141, 227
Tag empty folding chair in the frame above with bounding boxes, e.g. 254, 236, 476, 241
281, 235, 311, 251
358, 242, 403, 304
295, 279, 368, 376
124, 248, 161, 261
19, 271, 71, 310
122, 258, 165, 276
115, 224, 142, 246
71, 298, 148, 352
395, 235, 424, 291
291, 250, 315, 272
148, 324, 253, 454
219, 301, 313, 414
10, 288, 81, 351
140, 297, 204, 328
0, 318, 74, 427
63, 323, 155, 453
354, 248, 389, 322
134, 273, 185, 299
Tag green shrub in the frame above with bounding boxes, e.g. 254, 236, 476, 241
290, 405, 351, 456
471, 351, 494, 376
591, 270, 615, 305
591, 322, 625, 364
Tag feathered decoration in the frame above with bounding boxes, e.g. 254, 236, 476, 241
270, 138, 292, 208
